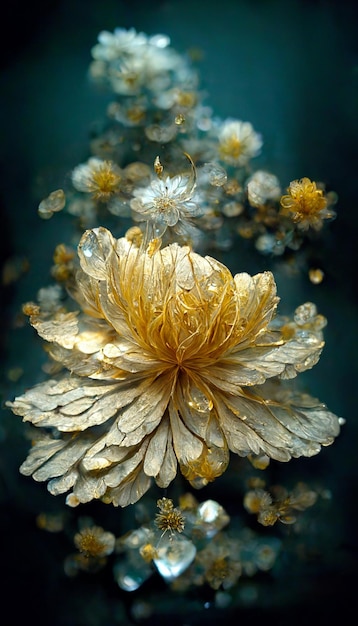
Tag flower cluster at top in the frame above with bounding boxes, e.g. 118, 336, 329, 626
38, 27, 337, 260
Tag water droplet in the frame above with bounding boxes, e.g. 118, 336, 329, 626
78, 228, 114, 279
295, 330, 320, 346
188, 387, 213, 413
294, 302, 317, 325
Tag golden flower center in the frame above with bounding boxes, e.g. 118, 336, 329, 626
91, 164, 121, 199
219, 137, 242, 159
154, 195, 177, 213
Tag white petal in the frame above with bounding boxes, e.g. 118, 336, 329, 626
169, 402, 203, 464
143, 417, 170, 476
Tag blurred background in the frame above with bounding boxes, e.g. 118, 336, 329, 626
1, 1, 357, 624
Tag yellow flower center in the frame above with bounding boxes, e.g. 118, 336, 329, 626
219, 136, 242, 160
90, 162, 121, 199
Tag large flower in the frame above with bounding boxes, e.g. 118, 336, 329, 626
7, 228, 340, 507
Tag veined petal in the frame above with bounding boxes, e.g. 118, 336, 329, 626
71, 472, 108, 503
155, 428, 177, 488
207, 333, 324, 387
169, 401, 203, 464
143, 416, 171, 477
216, 383, 341, 461
117, 372, 175, 445
29, 434, 93, 482
105, 464, 152, 507
9, 376, 155, 432
28, 310, 80, 349
104, 442, 148, 488
19, 434, 68, 476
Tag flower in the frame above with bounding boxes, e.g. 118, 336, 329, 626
217, 119, 263, 166
91, 28, 148, 62
74, 524, 116, 558
89, 28, 186, 96
246, 170, 281, 207
130, 173, 201, 230
71, 158, 122, 201
7, 227, 340, 507
280, 177, 336, 231
155, 498, 186, 534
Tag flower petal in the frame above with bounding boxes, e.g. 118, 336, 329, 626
169, 401, 203, 465
216, 383, 341, 462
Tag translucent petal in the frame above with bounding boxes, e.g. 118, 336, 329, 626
30, 311, 79, 349
216, 384, 341, 461
78, 227, 116, 280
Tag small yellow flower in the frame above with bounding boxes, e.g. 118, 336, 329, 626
74, 525, 115, 557
280, 177, 336, 231
155, 498, 186, 534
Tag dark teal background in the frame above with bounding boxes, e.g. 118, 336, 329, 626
1, 1, 357, 624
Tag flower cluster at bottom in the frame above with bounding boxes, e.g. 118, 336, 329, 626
39, 484, 320, 597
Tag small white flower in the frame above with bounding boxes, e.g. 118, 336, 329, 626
247, 170, 281, 207
218, 119, 263, 166
130, 175, 201, 228
91, 28, 148, 61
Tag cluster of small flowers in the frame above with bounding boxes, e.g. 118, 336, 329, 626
41, 494, 282, 595
37, 478, 329, 600
38, 27, 337, 257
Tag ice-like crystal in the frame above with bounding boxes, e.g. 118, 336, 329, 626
200, 162, 227, 187
198, 499, 222, 523
114, 561, 152, 591
153, 534, 196, 580
196, 499, 230, 537
78, 227, 114, 279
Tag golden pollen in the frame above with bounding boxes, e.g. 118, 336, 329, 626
220, 137, 242, 160
91, 161, 121, 199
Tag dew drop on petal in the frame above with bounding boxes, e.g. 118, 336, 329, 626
188, 387, 213, 413
294, 302, 317, 325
